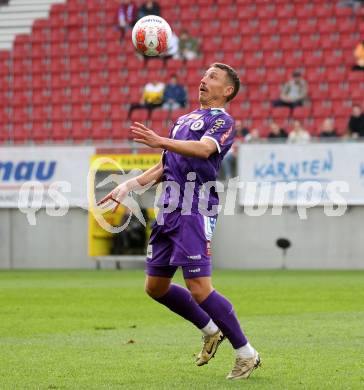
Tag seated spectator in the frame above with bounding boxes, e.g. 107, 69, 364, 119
128, 79, 164, 119
319, 118, 338, 138
162, 75, 187, 111
235, 119, 250, 138
272, 71, 308, 114
221, 125, 245, 180
267, 121, 288, 139
352, 41, 364, 71
338, 0, 364, 14
137, 0, 160, 19
160, 32, 180, 63
287, 120, 311, 143
178, 30, 200, 61
117, 0, 138, 41
245, 128, 261, 143
348, 105, 364, 138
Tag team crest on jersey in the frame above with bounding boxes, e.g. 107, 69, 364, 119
190, 119, 204, 131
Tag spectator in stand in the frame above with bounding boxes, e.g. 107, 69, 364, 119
267, 121, 288, 139
160, 32, 180, 63
221, 124, 245, 180
319, 118, 338, 138
178, 30, 200, 61
245, 128, 261, 143
272, 70, 308, 115
162, 74, 187, 111
128, 79, 165, 119
137, 0, 160, 19
287, 120, 311, 143
348, 105, 364, 138
352, 41, 364, 71
117, 0, 138, 41
338, 0, 364, 14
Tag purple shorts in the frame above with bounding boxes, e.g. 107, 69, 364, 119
145, 210, 217, 279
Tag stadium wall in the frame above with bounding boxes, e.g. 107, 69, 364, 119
1, 206, 364, 269
212, 207, 364, 270
0, 208, 91, 269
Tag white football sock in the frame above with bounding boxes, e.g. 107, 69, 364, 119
235, 342, 255, 358
200, 319, 219, 336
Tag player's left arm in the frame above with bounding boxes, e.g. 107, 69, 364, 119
131, 122, 217, 159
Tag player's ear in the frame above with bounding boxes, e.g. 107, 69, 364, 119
224, 85, 234, 100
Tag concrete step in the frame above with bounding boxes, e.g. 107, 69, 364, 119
0, 27, 30, 35
0, 0, 66, 49
0, 5, 53, 12
9, 0, 63, 5
0, 41, 12, 50
0, 19, 35, 27
0, 11, 49, 20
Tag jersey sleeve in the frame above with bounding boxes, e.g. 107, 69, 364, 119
201, 114, 235, 154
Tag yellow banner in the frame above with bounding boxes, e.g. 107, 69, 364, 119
90, 154, 161, 171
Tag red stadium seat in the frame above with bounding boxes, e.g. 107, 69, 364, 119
256, 3, 276, 19
12, 126, 29, 143
295, 3, 315, 18
237, 5, 257, 20
310, 85, 330, 101
292, 105, 312, 120
276, 3, 295, 18
0, 0, 359, 143
318, 18, 337, 34
316, 3, 334, 18
327, 67, 347, 83
271, 107, 290, 120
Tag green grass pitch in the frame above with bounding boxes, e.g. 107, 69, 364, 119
0, 269, 363, 390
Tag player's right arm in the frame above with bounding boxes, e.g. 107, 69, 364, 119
97, 159, 163, 211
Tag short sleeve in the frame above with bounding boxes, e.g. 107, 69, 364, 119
201, 115, 235, 154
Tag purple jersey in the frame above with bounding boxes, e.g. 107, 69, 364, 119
159, 107, 235, 215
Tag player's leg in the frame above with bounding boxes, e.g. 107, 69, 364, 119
145, 274, 172, 298
145, 268, 218, 336
184, 274, 261, 380
145, 214, 216, 337
181, 269, 224, 366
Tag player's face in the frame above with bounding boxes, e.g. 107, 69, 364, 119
199, 67, 232, 107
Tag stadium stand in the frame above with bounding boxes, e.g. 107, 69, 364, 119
0, 0, 364, 143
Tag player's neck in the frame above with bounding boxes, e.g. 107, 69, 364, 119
200, 103, 226, 110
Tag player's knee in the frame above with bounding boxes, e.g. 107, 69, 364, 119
144, 279, 169, 299
145, 283, 158, 298
186, 282, 212, 304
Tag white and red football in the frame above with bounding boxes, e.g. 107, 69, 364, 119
132, 15, 172, 57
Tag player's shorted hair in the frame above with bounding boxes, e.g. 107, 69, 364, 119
211, 63, 240, 102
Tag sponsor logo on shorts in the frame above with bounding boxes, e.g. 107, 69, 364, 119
206, 241, 212, 256
187, 254, 202, 260
204, 216, 217, 240
189, 268, 201, 273
190, 119, 204, 131
147, 244, 153, 258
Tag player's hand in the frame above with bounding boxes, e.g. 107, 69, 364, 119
131, 122, 163, 148
97, 183, 129, 213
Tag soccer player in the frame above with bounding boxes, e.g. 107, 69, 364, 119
98, 63, 261, 380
